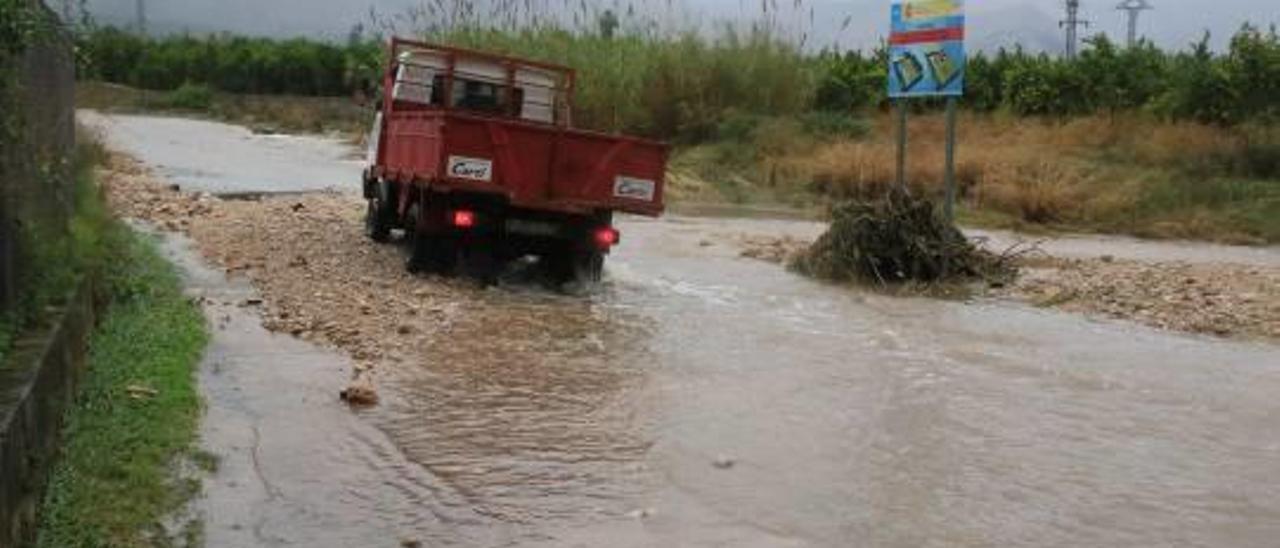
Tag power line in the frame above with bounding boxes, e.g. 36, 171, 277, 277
1116, 0, 1154, 48
1060, 0, 1090, 59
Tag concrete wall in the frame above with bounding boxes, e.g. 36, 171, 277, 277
0, 279, 94, 546
0, 3, 88, 545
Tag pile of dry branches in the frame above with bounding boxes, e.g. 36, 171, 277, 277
791, 193, 1015, 285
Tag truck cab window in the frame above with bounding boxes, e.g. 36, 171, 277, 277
452, 79, 502, 114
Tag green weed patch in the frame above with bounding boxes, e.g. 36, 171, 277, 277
37, 228, 209, 548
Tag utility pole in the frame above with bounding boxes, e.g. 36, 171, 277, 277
1060, 0, 1090, 59
1116, 0, 1153, 48
135, 0, 147, 35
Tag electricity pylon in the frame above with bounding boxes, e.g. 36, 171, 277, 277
1116, 0, 1154, 48
1061, 0, 1091, 59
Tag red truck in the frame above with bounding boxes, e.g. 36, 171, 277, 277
362, 38, 669, 284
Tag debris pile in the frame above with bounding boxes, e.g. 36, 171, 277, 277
188, 195, 462, 368
738, 235, 809, 264
97, 153, 465, 407
790, 194, 1014, 285
100, 154, 216, 231
1012, 257, 1280, 339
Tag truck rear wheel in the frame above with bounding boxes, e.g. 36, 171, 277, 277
575, 251, 604, 284
407, 230, 457, 275
551, 249, 604, 286
364, 180, 396, 243
365, 199, 391, 242
458, 236, 502, 287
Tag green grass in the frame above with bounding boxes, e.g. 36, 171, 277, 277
37, 228, 209, 548
156, 82, 214, 111
0, 133, 111, 366
383, 26, 815, 140
0, 321, 12, 364
1126, 176, 1280, 243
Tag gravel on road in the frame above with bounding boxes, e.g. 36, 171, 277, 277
103, 153, 472, 395
103, 150, 1280, 365
736, 227, 1280, 341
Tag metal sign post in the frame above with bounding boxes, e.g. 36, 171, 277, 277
895, 101, 908, 194
887, 0, 966, 221
943, 97, 958, 221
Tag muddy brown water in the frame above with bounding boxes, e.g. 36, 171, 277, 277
100, 114, 1280, 547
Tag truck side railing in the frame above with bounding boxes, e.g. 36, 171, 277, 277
384, 37, 576, 128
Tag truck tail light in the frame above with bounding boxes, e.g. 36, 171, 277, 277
593, 227, 620, 249
451, 210, 476, 228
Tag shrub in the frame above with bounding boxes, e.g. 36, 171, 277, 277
77, 28, 382, 98
1241, 125, 1280, 179
797, 112, 869, 140
160, 82, 214, 111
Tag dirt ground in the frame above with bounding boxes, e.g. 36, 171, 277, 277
103, 153, 469, 379
1009, 256, 1280, 339
103, 149, 1280, 375
738, 228, 1280, 341
97, 130, 1280, 547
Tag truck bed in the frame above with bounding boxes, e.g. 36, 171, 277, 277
376, 110, 668, 217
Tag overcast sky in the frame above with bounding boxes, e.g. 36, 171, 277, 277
77, 0, 1279, 53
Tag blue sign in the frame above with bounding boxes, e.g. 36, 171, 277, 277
888, 0, 966, 98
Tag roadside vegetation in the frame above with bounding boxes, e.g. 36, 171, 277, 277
70, 6, 1280, 243
741, 113, 1280, 243
33, 133, 210, 547
37, 223, 209, 548
2, 0, 105, 362
6, 21, 212, 536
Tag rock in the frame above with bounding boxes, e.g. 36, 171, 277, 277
340, 373, 379, 406
1000, 254, 1279, 341
713, 455, 737, 470
627, 508, 656, 520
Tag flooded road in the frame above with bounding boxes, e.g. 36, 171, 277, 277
80, 110, 363, 194
93, 113, 1280, 547
157, 231, 454, 546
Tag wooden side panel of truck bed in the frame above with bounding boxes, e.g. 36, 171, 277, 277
381, 111, 667, 217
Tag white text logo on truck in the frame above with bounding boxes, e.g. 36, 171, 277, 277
613, 176, 656, 201
447, 156, 494, 182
